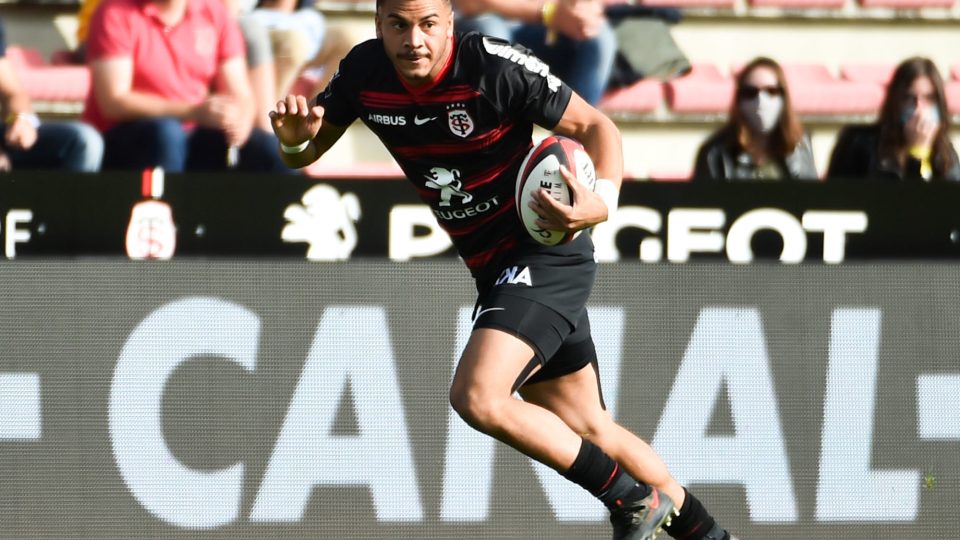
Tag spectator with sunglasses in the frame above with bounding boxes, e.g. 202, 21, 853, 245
827, 57, 959, 182
692, 57, 817, 181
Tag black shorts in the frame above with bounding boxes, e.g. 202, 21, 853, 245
472, 233, 598, 385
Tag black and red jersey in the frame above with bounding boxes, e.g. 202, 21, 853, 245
317, 32, 573, 275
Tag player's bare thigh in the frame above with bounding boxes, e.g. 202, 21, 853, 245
450, 327, 541, 403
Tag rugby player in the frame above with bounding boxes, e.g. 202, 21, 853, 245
269, 0, 734, 537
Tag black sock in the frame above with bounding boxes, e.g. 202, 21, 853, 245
664, 488, 728, 540
561, 439, 651, 510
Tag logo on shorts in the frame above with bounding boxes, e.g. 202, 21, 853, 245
474, 306, 505, 320
424, 167, 472, 207
495, 265, 532, 286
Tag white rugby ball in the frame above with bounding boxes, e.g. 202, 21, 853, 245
515, 135, 597, 245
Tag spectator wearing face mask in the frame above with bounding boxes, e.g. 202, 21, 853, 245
827, 57, 959, 182
692, 57, 817, 181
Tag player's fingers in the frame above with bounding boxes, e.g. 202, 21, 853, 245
558, 165, 587, 195
310, 105, 325, 120
285, 94, 300, 116
295, 95, 310, 117
531, 189, 571, 222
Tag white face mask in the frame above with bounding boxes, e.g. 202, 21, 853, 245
740, 92, 784, 134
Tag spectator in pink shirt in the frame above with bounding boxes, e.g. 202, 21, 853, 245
85, 0, 288, 172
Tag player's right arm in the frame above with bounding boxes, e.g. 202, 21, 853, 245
269, 94, 348, 169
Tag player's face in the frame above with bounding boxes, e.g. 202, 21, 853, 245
376, 0, 454, 85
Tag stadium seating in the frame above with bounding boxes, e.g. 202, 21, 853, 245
665, 63, 734, 115
749, 0, 845, 9
6, 45, 90, 107
5, 45, 47, 68
630, 0, 736, 7
599, 79, 665, 114
839, 63, 896, 85
859, 0, 955, 7
780, 63, 885, 115
5, 1, 959, 181
946, 82, 960, 115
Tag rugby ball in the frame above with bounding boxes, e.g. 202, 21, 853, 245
515, 135, 597, 245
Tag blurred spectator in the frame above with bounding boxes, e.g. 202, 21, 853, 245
827, 56, 959, 182
693, 57, 817, 181
226, 0, 279, 132
84, 0, 288, 172
452, 0, 616, 105
245, 0, 352, 99
77, 0, 278, 132
0, 18, 103, 172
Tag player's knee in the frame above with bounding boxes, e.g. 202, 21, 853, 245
449, 386, 504, 433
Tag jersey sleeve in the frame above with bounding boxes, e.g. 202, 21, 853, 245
86, 1, 137, 61
315, 50, 362, 127
217, 11, 246, 64
469, 35, 573, 130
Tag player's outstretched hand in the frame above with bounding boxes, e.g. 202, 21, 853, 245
269, 95, 325, 148
531, 165, 608, 232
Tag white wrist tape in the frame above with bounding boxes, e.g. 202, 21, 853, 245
280, 140, 310, 154
594, 178, 620, 215
16, 112, 41, 128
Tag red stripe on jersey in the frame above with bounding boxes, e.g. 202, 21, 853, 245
359, 86, 481, 108
464, 147, 530, 190
393, 120, 515, 157
464, 235, 518, 270
445, 198, 516, 237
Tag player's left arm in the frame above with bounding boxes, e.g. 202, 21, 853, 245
539, 92, 623, 230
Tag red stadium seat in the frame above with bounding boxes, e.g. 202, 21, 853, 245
665, 63, 734, 114
599, 79, 665, 114
15, 67, 92, 104
859, 0, 954, 7
780, 63, 834, 83
641, 0, 736, 7
750, 0, 844, 8
5, 45, 91, 104
4, 45, 47, 68
839, 63, 896, 86
789, 81, 884, 115
779, 63, 885, 115
945, 82, 960, 115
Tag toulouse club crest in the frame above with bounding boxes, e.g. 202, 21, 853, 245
447, 108, 474, 138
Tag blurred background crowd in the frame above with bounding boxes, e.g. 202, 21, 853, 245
1, 0, 959, 181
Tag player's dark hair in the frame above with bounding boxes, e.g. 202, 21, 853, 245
376, 0, 451, 11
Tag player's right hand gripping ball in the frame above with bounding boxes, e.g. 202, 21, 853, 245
515, 135, 597, 245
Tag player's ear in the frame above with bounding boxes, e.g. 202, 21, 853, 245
375, 14, 383, 38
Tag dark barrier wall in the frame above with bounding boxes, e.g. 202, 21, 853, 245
2, 171, 960, 260
1, 261, 959, 539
